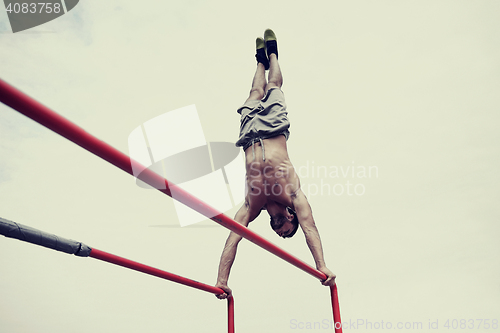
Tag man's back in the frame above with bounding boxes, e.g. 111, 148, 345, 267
244, 135, 300, 212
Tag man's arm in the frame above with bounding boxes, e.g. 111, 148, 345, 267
292, 189, 336, 286
215, 201, 259, 299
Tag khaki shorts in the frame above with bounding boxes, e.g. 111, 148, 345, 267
235, 88, 290, 151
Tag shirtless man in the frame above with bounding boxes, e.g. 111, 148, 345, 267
215, 29, 336, 299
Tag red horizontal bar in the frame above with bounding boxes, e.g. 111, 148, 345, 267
89, 248, 223, 294
0, 78, 327, 282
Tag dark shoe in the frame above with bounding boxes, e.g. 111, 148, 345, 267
264, 28, 278, 59
255, 37, 269, 70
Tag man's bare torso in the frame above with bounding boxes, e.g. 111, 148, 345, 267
244, 135, 300, 212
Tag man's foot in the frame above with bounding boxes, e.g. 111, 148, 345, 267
264, 28, 278, 59
255, 37, 269, 70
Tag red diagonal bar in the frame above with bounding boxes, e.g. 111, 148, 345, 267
88, 249, 236, 332
0, 78, 341, 330
89, 248, 223, 294
0, 78, 325, 280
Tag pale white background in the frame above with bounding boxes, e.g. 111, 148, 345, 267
1, 1, 499, 332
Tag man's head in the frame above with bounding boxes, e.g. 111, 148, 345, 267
270, 206, 299, 238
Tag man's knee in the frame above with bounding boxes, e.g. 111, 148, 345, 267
248, 87, 265, 100
268, 78, 282, 88
265, 82, 281, 93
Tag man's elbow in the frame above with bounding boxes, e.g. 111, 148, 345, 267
301, 217, 320, 233
300, 216, 316, 228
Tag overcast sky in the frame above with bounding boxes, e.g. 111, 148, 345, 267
1, 1, 499, 333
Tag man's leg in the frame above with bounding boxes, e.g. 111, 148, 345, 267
265, 54, 282, 93
245, 37, 268, 103
264, 29, 282, 93
246, 62, 266, 103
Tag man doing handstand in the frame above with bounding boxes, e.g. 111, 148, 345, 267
215, 29, 336, 299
